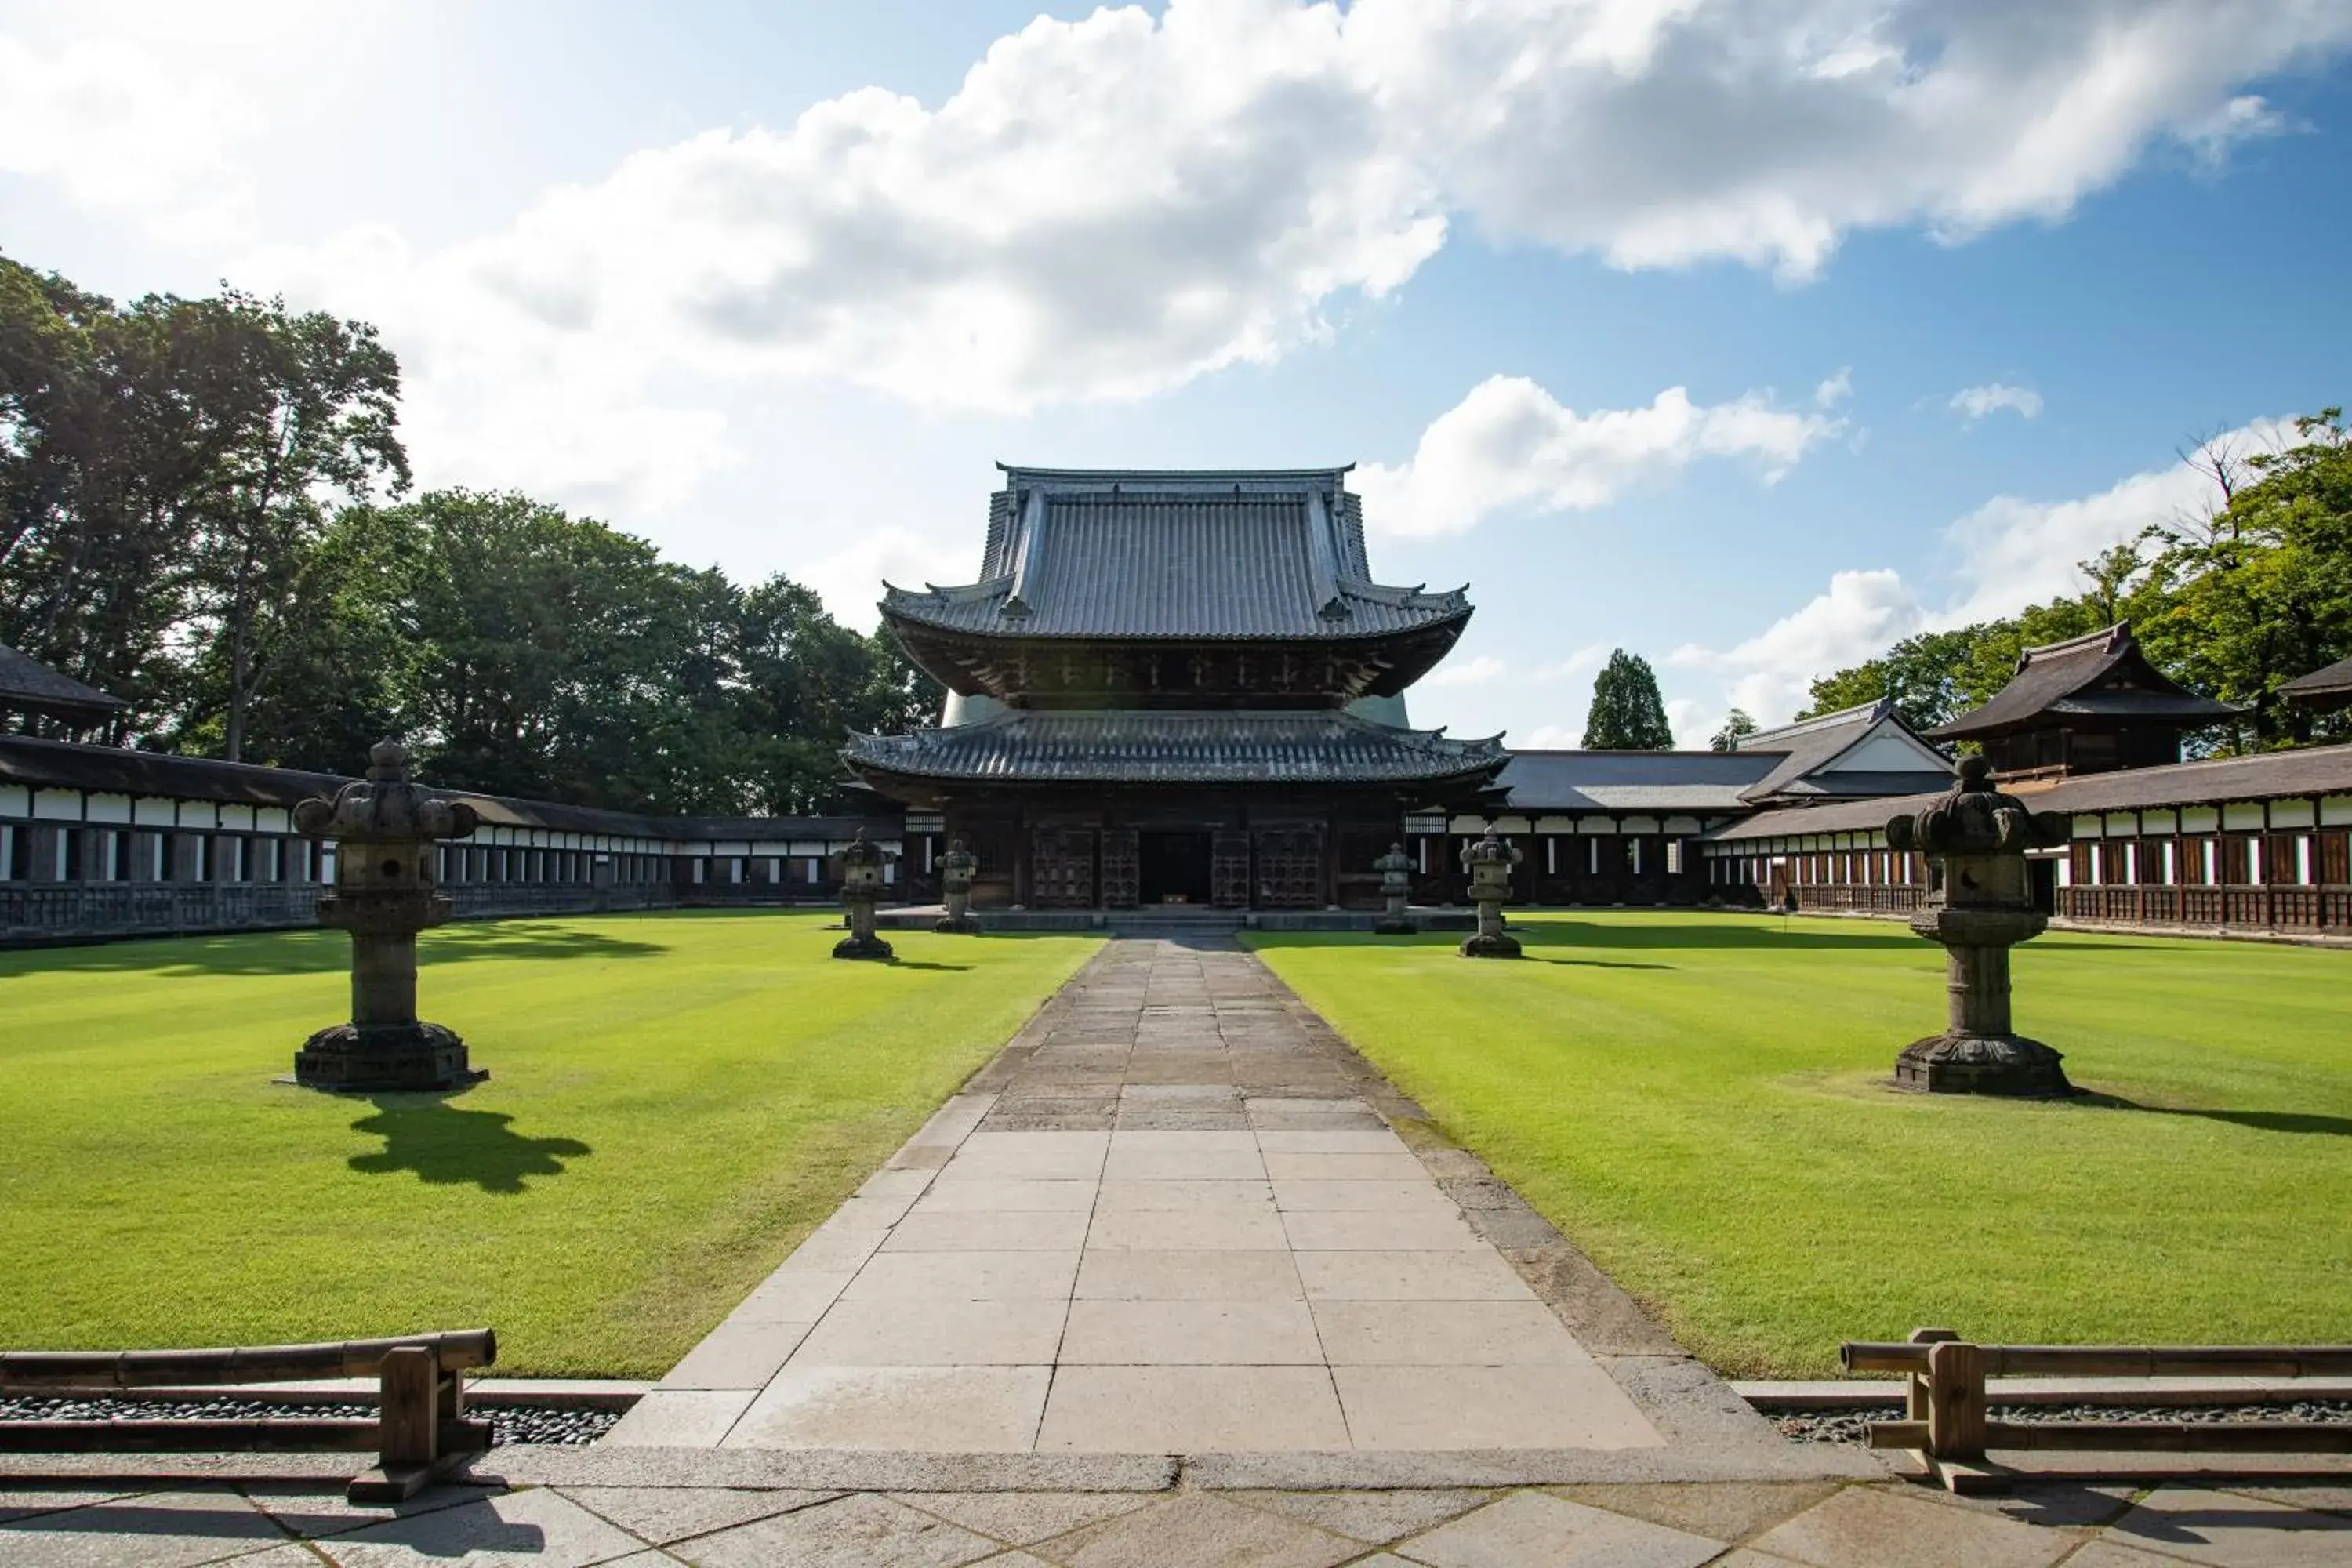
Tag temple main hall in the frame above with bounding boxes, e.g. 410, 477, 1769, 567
843, 465, 1508, 912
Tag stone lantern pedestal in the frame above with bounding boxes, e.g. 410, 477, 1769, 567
835, 829, 896, 960
290, 741, 485, 1093
1373, 842, 1416, 935
935, 839, 980, 934
1457, 829, 1523, 959
1886, 757, 2074, 1096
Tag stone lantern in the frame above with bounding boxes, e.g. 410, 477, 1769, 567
1373, 842, 1416, 935
935, 838, 980, 933
1457, 828, 1523, 958
834, 829, 895, 960
1885, 755, 2075, 1095
289, 739, 485, 1092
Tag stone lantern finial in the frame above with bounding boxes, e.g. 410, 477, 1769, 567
288, 739, 485, 1091
1885, 753, 2074, 1094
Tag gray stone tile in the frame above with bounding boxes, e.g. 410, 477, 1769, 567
1293, 1249, 1537, 1301
0, 1486, 132, 1526
724, 1365, 1052, 1450
659, 1319, 815, 1389
1084, 1206, 1290, 1250
1271, 1179, 1461, 1213
1092, 1179, 1275, 1212
1391, 1491, 1722, 1568
886, 1210, 1095, 1253
731, 1269, 856, 1323
1548, 1482, 1846, 1545
1038, 1493, 1356, 1568
315, 1486, 649, 1567
1263, 1152, 1431, 1181
672, 1494, 996, 1567
0, 1487, 286, 1568
1036, 1366, 1352, 1452
1060, 1298, 1324, 1364
1098, 1146, 1267, 1181
600, 1388, 757, 1446
2100, 1485, 2352, 1566
1311, 1299, 1583, 1364
1333, 1363, 1664, 1450
842, 1250, 1083, 1301
889, 1492, 1152, 1547
1283, 1209, 1484, 1251
560, 1487, 838, 1546
913, 1180, 1098, 1212
1074, 1247, 1302, 1301
1227, 1489, 1494, 1544
1748, 1486, 2074, 1568
1254, 1131, 1410, 1154
240, 1481, 499, 1541
2063, 1545, 2197, 1567
793, 1297, 1069, 1365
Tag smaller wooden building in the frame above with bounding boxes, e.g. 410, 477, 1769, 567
1928, 623, 2238, 779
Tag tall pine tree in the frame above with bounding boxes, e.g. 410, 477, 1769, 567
1582, 649, 1675, 749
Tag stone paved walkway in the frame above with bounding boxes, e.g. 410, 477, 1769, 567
607, 937, 1668, 1456
14, 937, 2352, 1563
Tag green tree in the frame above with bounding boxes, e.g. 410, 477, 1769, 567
1583, 649, 1675, 749
1709, 708, 1758, 750
2148, 409, 2352, 748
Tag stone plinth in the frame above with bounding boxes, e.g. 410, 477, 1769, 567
289, 740, 485, 1092
1886, 757, 2074, 1097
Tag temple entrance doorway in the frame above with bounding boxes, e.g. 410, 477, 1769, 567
1140, 830, 1213, 905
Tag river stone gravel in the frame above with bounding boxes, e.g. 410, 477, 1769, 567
0, 1396, 618, 1445
1759, 1399, 2352, 1444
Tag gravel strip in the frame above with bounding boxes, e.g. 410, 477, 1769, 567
0, 1396, 618, 1446
1759, 1399, 2352, 1445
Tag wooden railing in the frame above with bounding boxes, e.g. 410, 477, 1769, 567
1841, 1328, 2352, 1492
0, 1329, 497, 1501
2057, 884, 2350, 931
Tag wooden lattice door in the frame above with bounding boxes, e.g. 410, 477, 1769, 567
1099, 828, 1139, 909
1210, 831, 1252, 909
1254, 826, 1323, 909
1031, 826, 1096, 908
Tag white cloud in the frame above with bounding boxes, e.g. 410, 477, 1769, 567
1671, 568, 1925, 724
1665, 415, 2299, 725
0, 34, 256, 244
803, 524, 976, 633
1941, 416, 2293, 622
1950, 382, 2044, 423
1814, 368, 1853, 409
1358, 376, 1841, 537
2177, 93, 2297, 166
14, 1, 2349, 516
1523, 724, 1584, 750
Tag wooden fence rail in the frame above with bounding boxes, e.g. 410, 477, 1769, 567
1839, 1328, 2352, 1492
0, 1330, 496, 1502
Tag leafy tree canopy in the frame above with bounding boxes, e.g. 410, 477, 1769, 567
1709, 708, 1758, 751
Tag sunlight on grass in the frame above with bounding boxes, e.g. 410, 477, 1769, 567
1246, 912, 2352, 1379
0, 912, 1098, 1376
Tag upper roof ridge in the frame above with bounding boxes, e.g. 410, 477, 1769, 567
1736, 698, 1889, 749
2016, 621, 2131, 669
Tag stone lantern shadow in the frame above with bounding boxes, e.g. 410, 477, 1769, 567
289, 739, 486, 1093
1885, 755, 2076, 1096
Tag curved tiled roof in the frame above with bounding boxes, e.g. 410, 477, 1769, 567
843, 710, 1505, 786
1929, 623, 2238, 739
0, 645, 128, 724
884, 474, 1467, 641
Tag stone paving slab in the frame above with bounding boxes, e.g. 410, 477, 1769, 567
614, 937, 1689, 1458
14, 1476, 2350, 1566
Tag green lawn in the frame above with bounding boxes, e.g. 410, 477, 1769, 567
0, 913, 1097, 1377
1244, 913, 2352, 1379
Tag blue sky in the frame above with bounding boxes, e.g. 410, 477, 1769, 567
6, 0, 2350, 746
